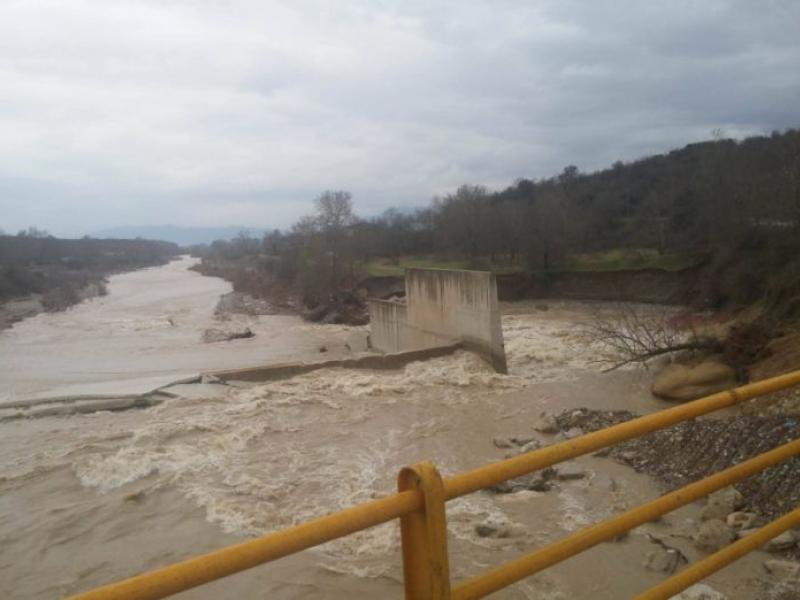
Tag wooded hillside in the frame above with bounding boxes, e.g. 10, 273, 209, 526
198, 129, 800, 316
0, 234, 179, 302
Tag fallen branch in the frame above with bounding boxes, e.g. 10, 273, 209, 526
600, 341, 722, 372
581, 302, 721, 371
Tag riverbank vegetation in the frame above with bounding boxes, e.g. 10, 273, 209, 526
195, 129, 799, 317
0, 233, 180, 327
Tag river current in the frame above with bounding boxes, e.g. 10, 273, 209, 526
0, 258, 769, 599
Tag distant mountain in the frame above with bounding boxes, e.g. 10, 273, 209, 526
91, 225, 267, 246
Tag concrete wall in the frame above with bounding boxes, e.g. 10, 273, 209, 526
368, 268, 507, 373
211, 341, 462, 383
367, 300, 409, 354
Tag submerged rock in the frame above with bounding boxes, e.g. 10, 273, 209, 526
533, 413, 560, 434
764, 530, 798, 553
489, 468, 556, 493
474, 517, 526, 539
763, 559, 800, 581
555, 427, 583, 441
554, 461, 587, 481
495, 435, 541, 453
593, 473, 618, 492
694, 519, 735, 552
517, 440, 542, 453
495, 490, 542, 504
643, 533, 689, 574
669, 584, 727, 599
701, 488, 744, 521
725, 511, 757, 530
643, 547, 688, 574
201, 327, 255, 343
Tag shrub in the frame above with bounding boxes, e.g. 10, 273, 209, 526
41, 285, 80, 312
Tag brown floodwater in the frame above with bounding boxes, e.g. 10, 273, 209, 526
0, 259, 775, 599
0, 256, 367, 402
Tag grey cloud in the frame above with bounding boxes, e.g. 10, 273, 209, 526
1, 0, 799, 236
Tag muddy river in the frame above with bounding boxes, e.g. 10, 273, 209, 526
0, 258, 773, 599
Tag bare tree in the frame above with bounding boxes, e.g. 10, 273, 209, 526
314, 190, 354, 232
582, 303, 721, 371
17, 226, 51, 238
527, 185, 568, 270
438, 184, 490, 266
313, 190, 355, 292
232, 230, 259, 257
292, 214, 319, 237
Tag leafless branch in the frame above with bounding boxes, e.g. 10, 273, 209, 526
580, 302, 721, 372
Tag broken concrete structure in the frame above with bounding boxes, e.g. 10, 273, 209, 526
368, 268, 507, 373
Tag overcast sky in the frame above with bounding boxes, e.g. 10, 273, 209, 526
1, 1, 799, 236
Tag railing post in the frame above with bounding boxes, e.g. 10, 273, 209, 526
398, 461, 451, 600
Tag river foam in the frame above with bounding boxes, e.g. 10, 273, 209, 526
60, 306, 621, 585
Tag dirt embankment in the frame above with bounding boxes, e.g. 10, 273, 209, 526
193, 260, 370, 326
355, 276, 406, 300
357, 267, 704, 304
495, 267, 706, 304
204, 257, 708, 325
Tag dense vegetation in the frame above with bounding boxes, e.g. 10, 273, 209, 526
197, 129, 800, 318
0, 232, 180, 306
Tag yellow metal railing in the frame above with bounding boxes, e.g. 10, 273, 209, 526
67, 370, 800, 600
